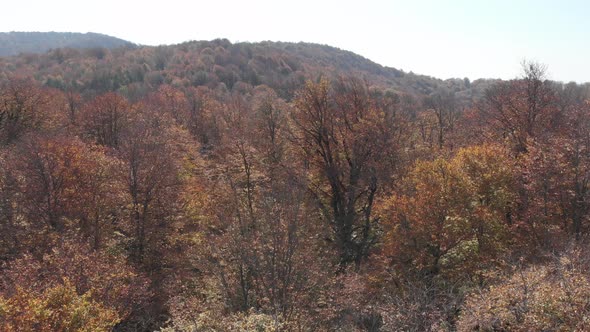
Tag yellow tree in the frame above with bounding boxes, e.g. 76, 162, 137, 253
0, 280, 120, 332
381, 144, 516, 276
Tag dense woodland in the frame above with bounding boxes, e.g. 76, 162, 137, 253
1, 38, 590, 331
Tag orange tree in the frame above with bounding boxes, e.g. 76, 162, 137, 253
380, 144, 516, 277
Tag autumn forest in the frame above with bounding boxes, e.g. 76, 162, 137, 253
1, 37, 590, 331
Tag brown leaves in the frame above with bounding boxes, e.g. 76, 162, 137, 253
292, 77, 401, 266
458, 244, 590, 332
381, 144, 516, 276
0, 77, 51, 145
0, 280, 120, 332
0, 240, 150, 325
80, 92, 132, 148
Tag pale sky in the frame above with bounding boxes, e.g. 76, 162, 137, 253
2, 0, 589, 82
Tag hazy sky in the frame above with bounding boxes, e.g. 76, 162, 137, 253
2, 0, 589, 82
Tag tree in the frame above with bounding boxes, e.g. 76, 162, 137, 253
479, 61, 556, 155
80, 92, 132, 148
147, 85, 188, 125
458, 245, 590, 332
0, 280, 120, 332
3, 135, 126, 253
518, 100, 590, 243
0, 152, 19, 260
381, 144, 516, 276
292, 77, 400, 267
423, 89, 458, 149
184, 86, 222, 148
118, 105, 188, 266
0, 241, 150, 322
69, 146, 125, 250
0, 77, 48, 145
560, 101, 590, 237
187, 87, 325, 328
13, 135, 88, 232
65, 90, 82, 125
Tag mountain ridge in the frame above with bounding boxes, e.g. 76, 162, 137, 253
0, 31, 135, 56
0, 33, 496, 101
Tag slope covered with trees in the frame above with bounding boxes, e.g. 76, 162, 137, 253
1, 39, 590, 331
0, 38, 497, 101
0, 31, 135, 56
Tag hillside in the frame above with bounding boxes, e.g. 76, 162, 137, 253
0, 31, 135, 56
1, 35, 590, 331
0, 38, 495, 101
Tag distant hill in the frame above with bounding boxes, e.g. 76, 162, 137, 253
0, 31, 135, 56
0, 36, 496, 102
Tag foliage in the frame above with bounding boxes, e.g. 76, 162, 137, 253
381, 144, 516, 277
1, 42, 590, 331
0, 241, 151, 321
0, 279, 120, 332
161, 309, 284, 332
292, 77, 402, 267
458, 244, 590, 331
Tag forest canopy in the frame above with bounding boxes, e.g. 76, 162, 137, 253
0, 38, 590, 331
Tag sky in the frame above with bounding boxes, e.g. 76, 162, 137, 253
2, 0, 589, 82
